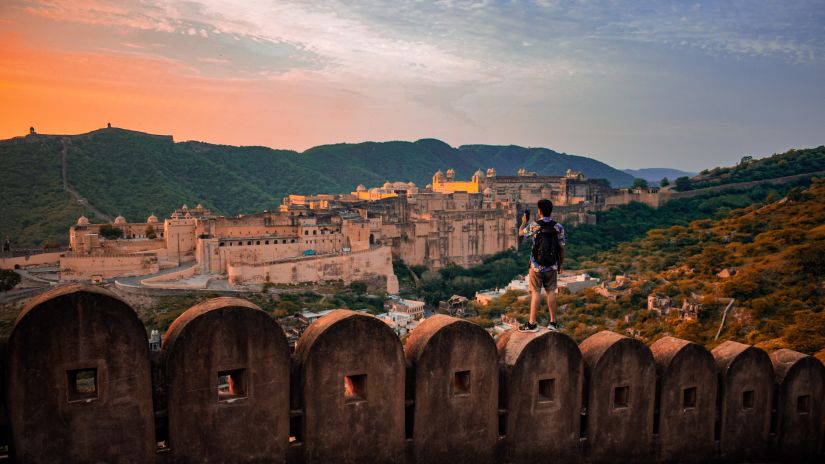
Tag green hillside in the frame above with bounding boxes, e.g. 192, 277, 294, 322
566, 180, 824, 357
0, 137, 90, 247
0, 128, 633, 246
453, 177, 825, 359
674, 145, 825, 190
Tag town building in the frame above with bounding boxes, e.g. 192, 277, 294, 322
557, 272, 601, 294
438, 295, 472, 316
385, 297, 425, 319
475, 276, 530, 305
375, 311, 421, 336
594, 275, 632, 301
680, 297, 702, 321
648, 293, 673, 315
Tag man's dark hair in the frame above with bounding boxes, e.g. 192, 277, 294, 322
537, 199, 553, 217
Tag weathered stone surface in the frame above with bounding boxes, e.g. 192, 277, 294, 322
7, 284, 155, 463
163, 297, 290, 463
405, 315, 498, 464
579, 330, 656, 463
295, 310, 405, 464
497, 329, 584, 463
650, 336, 717, 462
7, 288, 825, 464
711, 340, 773, 460
770, 348, 825, 460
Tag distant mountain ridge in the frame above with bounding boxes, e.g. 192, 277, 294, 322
0, 127, 634, 245
622, 168, 696, 183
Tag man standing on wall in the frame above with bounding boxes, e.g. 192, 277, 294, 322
518, 199, 565, 332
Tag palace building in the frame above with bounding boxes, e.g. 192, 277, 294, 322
61, 167, 666, 287
64, 205, 398, 292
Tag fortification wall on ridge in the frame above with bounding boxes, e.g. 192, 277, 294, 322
2, 286, 824, 463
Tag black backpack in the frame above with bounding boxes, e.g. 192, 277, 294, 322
532, 220, 560, 267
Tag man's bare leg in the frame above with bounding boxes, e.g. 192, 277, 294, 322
546, 290, 557, 323
529, 291, 540, 324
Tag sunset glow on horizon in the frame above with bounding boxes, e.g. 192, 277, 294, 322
1, 0, 824, 170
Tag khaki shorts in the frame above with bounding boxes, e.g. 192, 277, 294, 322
528, 268, 557, 293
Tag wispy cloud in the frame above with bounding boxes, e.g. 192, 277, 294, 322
17, 0, 825, 82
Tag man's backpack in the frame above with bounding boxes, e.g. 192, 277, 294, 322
532, 220, 560, 268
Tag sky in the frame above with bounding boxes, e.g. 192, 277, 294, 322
1, 1, 823, 170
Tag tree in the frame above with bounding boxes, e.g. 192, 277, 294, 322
632, 178, 649, 190
145, 225, 157, 239
784, 310, 825, 353
660, 177, 670, 187
99, 224, 123, 240
348, 281, 367, 294
0, 269, 21, 292
793, 242, 825, 277
674, 176, 692, 191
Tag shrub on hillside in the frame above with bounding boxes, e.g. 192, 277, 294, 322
0, 269, 21, 292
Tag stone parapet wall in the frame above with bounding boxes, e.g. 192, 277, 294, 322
2, 286, 823, 463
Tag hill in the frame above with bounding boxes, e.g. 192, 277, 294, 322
622, 168, 696, 183
560, 178, 825, 356
0, 128, 634, 246
674, 146, 825, 190
0, 137, 90, 247
453, 177, 824, 359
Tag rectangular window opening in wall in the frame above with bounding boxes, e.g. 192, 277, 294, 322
405, 403, 414, 439
154, 408, 170, 452
537, 378, 556, 403
613, 386, 629, 409
344, 374, 367, 403
452, 370, 471, 397
742, 390, 755, 409
289, 415, 303, 444
498, 411, 507, 438
218, 369, 247, 402
797, 395, 811, 414
67, 368, 98, 402
683, 386, 697, 409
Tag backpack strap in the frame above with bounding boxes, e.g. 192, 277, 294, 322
538, 219, 557, 233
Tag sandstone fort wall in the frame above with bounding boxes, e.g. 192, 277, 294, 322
2, 286, 824, 463
226, 246, 398, 293
0, 252, 63, 270
59, 253, 160, 282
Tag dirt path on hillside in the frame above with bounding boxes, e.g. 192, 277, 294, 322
61, 137, 112, 222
